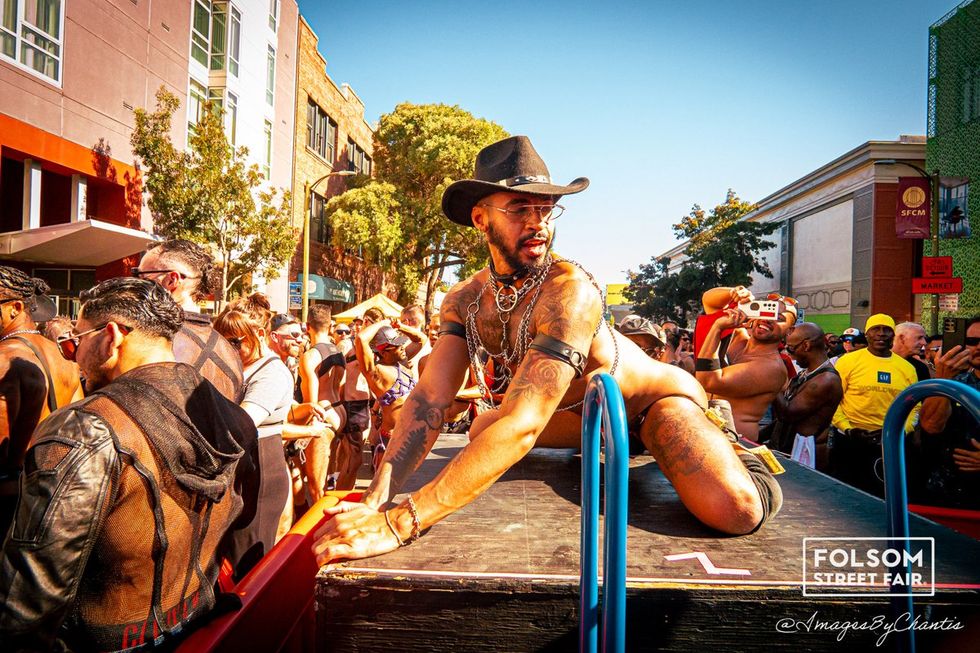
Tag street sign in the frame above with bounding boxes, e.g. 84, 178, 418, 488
288, 294, 302, 310
922, 256, 954, 278
912, 277, 963, 294
289, 281, 303, 294
939, 294, 959, 311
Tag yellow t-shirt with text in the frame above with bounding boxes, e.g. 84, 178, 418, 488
832, 349, 918, 432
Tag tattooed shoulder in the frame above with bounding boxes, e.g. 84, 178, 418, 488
441, 277, 484, 323
533, 274, 602, 345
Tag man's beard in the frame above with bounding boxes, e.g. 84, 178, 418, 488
486, 222, 553, 275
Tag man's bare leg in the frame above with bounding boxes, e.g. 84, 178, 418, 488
303, 430, 335, 503
640, 396, 777, 534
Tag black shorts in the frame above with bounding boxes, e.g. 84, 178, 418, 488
343, 399, 371, 437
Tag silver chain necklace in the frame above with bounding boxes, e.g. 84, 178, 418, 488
0, 329, 41, 342
464, 256, 618, 413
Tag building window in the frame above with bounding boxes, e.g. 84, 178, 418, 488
191, 0, 210, 66
228, 5, 240, 76
962, 65, 980, 124
311, 192, 333, 245
187, 78, 208, 135
226, 91, 238, 144
263, 120, 272, 179
209, 2, 225, 71
268, 0, 278, 31
347, 140, 371, 175
1, 0, 64, 83
266, 45, 275, 105
306, 99, 337, 162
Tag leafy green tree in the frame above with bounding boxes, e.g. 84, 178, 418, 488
626, 190, 779, 324
130, 87, 296, 305
323, 102, 507, 316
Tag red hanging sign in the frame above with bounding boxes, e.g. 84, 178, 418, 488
922, 256, 953, 278
896, 177, 931, 239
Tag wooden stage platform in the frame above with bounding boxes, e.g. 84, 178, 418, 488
316, 434, 980, 652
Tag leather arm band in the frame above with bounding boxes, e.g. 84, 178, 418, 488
528, 333, 587, 377
695, 357, 721, 372
438, 320, 466, 339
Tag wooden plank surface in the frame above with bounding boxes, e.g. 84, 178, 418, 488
316, 434, 980, 651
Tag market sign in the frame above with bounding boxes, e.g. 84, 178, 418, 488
896, 177, 931, 239
911, 277, 963, 294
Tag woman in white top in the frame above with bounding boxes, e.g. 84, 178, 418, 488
214, 294, 325, 578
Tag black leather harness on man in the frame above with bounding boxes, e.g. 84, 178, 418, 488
174, 311, 244, 404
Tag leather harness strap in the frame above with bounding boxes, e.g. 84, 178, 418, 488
11, 336, 58, 413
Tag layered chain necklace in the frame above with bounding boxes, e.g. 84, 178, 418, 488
464, 255, 618, 412
0, 329, 40, 342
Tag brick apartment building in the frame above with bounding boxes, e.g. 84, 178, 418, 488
0, 0, 299, 314
290, 16, 396, 315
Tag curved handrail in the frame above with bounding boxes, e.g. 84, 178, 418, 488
580, 373, 630, 653
881, 378, 980, 653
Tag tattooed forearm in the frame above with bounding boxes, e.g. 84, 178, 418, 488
366, 392, 451, 505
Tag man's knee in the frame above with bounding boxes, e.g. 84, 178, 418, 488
724, 452, 782, 534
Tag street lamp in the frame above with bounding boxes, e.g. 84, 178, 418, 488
304, 169, 355, 323
874, 159, 941, 334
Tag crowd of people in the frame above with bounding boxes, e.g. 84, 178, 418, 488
614, 290, 980, 509
0, 237, 448, 650
0, 134, 975, 650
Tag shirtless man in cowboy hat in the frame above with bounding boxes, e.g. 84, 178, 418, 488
313, 136, 781, 564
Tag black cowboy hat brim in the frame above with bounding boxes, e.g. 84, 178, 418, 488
31, 295, 57, 323
442, 177, 589, 227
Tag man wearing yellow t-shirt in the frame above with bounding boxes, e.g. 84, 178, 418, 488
830, 314, 917, 496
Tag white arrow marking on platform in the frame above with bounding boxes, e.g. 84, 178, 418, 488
663, 552, 751, 576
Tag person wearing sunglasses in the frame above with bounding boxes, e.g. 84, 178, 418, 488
915, 316, 980, 509
769, 323, 842, 469
269, 312, 304, 370
135, 239, 243, 403
213, 294, 328, 576
314, 137, 782, 568
0, 266, 84, 536
695, 285, 798, 442
0, 278, 258, 651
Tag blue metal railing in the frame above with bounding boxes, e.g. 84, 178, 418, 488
881, 378, 980, 653
580, 373, 629, 653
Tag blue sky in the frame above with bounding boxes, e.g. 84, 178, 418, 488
299, 0, 955, 287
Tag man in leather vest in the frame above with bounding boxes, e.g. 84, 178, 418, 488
135, 240, 243, 402
0, 278, 258, 652
0, 267, 83, 536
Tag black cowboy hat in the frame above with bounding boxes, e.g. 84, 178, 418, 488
441, 135, 589, 227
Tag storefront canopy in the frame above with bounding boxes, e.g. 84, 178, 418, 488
333, 293, 403, 323
0, 219, 159, 266
299, 274, 355, 303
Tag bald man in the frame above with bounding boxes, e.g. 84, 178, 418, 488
770, 323, 843, 468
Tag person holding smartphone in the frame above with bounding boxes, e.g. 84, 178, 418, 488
915, 316, 980, 508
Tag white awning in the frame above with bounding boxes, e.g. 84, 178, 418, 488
0, 219, 160, 266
